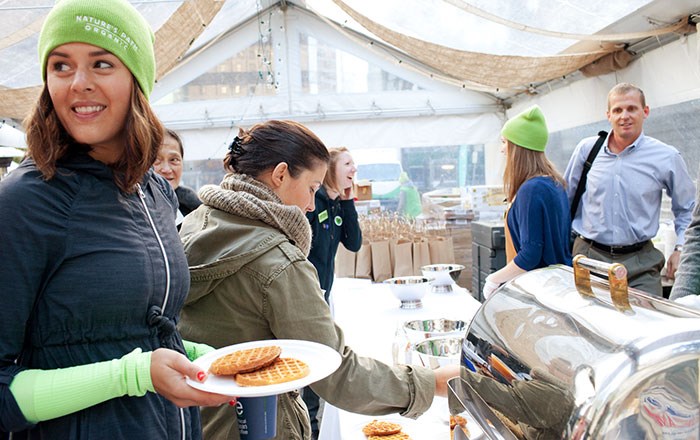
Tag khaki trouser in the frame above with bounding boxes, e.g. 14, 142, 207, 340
572, 237, 665, 296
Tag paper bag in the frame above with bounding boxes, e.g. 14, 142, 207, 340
412, 239, 431, 275
392, 238, 414, 278
335, 243, 356, 278
354, 182, 372, 201
370, 239, 392, 282
354, 239, 373, 279
429, 236, 455, 265
388, 238, 398, 274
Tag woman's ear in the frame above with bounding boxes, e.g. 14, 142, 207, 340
269, 162, 289, 188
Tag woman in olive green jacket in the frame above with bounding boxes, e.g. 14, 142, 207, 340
178, 120, 457, 440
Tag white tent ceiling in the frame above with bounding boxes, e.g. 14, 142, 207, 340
2, 0, 697, 94
0, 0, 698, 162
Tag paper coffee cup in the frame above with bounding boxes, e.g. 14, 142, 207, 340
236, 395, 278, 440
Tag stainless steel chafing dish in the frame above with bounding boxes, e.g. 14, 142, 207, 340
449, 256, 700, 439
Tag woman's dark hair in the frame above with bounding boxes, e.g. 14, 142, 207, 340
165, 128, 184, 157
224, 120, 329, 178
24, 80, 164, 193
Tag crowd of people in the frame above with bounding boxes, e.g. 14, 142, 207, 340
0, 3, 455, 439
0, 0, 698, 439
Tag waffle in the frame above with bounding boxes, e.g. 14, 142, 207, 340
449, 415, 467, 430
234, 357, 309, 386
362, 420, 402, 436
449, 415, 470, 439
209, 345, 282, 376
367, 433, 411, 440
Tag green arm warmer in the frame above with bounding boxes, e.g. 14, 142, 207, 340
9, 348, 153, 424
182, 340, 215, 361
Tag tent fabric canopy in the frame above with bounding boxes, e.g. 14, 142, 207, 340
442, 0, 689, 42
0, 0, 697, 122
330, 0, 693, 91
333, 0, 609, 91
1, 0, 699, 186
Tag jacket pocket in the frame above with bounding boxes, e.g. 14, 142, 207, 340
279, 391, 311, 440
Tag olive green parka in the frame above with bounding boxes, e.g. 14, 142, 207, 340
177, 175, 435, 440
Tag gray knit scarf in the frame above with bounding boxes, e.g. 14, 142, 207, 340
198, 173, 312, 256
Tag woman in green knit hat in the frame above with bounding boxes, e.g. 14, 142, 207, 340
0, 0, 230, 438
481, 105, 572, 299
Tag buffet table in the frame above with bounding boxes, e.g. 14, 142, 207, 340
318, 277, 482, 439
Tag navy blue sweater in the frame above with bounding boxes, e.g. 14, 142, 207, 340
508, 176, 573, 270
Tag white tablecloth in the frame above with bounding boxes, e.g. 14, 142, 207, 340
318, 277, 482, 440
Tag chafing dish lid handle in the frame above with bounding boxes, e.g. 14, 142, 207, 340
573, 255, 630, 312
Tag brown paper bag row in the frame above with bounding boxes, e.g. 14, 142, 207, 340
335, 236, 455, 282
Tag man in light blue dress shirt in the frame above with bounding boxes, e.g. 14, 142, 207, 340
564, 83, 695, 296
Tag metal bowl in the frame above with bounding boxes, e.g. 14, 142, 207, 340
412, 336, 464, 369
384, 276, 431, 309
420, 264, 465, 293
403, 318, 468, 342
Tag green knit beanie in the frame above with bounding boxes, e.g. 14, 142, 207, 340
501, 105, 549, 152
38, 0, 156, 99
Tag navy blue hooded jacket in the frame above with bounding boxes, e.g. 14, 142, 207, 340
307, 186, 362, 301
0, 151, 200, 439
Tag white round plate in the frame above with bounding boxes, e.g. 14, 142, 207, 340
186, 339, 342, 397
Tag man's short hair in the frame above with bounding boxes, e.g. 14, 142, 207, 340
608, 83, 646, 109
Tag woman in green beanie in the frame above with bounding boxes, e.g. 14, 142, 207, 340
0, 0, 230, 438
482, 105, 572, 299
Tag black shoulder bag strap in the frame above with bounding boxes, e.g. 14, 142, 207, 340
570, 130, 608, 219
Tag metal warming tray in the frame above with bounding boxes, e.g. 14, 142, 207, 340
449, 256, 700, 439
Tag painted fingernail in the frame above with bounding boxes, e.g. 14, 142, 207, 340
196, 371, 206, 381
228, 399, 237, 406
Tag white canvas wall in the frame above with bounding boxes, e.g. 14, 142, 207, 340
176, 112, 504, 161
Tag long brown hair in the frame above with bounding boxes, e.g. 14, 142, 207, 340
503, 140, 565, 202
24, 81, 163, 193
323, 147, 350, 193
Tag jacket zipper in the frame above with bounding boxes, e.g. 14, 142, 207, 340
137, 183, 171, 310
136, 183, 186, 440
329, 199, 338, 267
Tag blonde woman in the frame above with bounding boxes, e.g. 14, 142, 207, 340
307, 147, 362, 303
